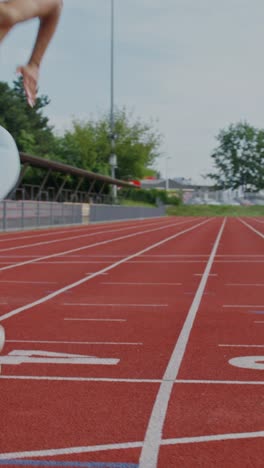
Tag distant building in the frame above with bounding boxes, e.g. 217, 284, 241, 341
140, 178, 197, 191
140, 178, 213, 204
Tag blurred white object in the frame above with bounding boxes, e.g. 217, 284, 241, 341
0, 126, 20, 200
0, 324, 5, 353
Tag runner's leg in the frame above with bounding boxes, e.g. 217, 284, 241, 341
0, 0, 63, 106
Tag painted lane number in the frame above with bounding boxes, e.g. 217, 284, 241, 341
229, 356, 264, 371
0, 350, 119, 366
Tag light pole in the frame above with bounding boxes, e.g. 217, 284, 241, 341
109, 0, 117, 199
165, 156, 171, 191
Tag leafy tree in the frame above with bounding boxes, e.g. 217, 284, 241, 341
57, 108, 162, 180
208, 122, 264, 192
119, 187, 182, 206
113, 109, 161, 180
0, 77, 56, 158
0, 79, 163, 190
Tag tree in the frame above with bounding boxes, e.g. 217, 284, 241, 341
57, 108, 162, 180
0, 77, 56, 158
0, 79, 162, 189
208, 122, 264, 192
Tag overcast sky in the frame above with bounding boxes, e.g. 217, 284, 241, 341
1, 0, 264, 182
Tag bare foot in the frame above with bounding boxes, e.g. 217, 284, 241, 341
16, 62, 39, 107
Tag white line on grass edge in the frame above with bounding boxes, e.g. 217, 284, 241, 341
139, 218, 226, 468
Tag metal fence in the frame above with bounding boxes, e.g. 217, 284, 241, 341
89, 204, 166, 223
185, 187, 264, 206
11, 185, 117, 205
0, 200, 166, 232
0, 200, 83, 231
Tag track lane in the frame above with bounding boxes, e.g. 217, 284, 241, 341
0, 218, 212, 322
138, 219, 226, 467
160, 217, 264, 467
0, 218, 195, 272
0, 218, 172, 247
0, 218, 208, 311
0, 218, 179, 253
0, 218, 222, 467
2, 217, 262, 467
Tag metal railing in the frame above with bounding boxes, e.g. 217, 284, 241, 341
0, 200, 83, 232
10, 184, 117, 205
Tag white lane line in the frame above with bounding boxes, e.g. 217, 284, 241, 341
101, 282, 182, 286
0, 220, 184, 253
238, 218, 264, 239
139, 254, 209, 257
0, 281, 58, 284
63, 303, 168, 307
52, 261, 112, 264
216, 260, 264, 263
194, 273, 218, 277
54, 254, 209, 258
219, 344, 264, 348
128, 261, 207, 264
0, 225, 103, 244
0, 255, 44, 258
0, 229, 88, 245
139, 219, 226, 468
0, 429, 263, 460
0, 262, 20, 265
217, 254, 264, 257
6, 340, 142, 346
0, 255, 121, 259
0, 375, 263, 385
20, 262, 113, 264
0, 219, 193, 273
86, 272, 108, 276
0, 375, 162, 383
178, 379, 264, 385
252, 218, 264, 223
0, 219, 169, 253
0, 218, 210, 323
255, 321, 264, 323
223, 305, 264, 308
225, 283, 264, 287
163, 430, 264, 446
64, 318, 127, 322
1, 262, 113, 265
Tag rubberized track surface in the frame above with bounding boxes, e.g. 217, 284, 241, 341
0, 216, 263, 467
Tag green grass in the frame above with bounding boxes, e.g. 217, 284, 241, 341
166, 205, 264, 217
119, 199, 155, 208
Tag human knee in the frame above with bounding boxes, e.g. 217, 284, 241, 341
0, 4, 19, 27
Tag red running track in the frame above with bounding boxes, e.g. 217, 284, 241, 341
0, 216, 263, 468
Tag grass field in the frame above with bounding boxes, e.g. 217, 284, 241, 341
166, 204, 264, 217
120, 199, 155, 208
